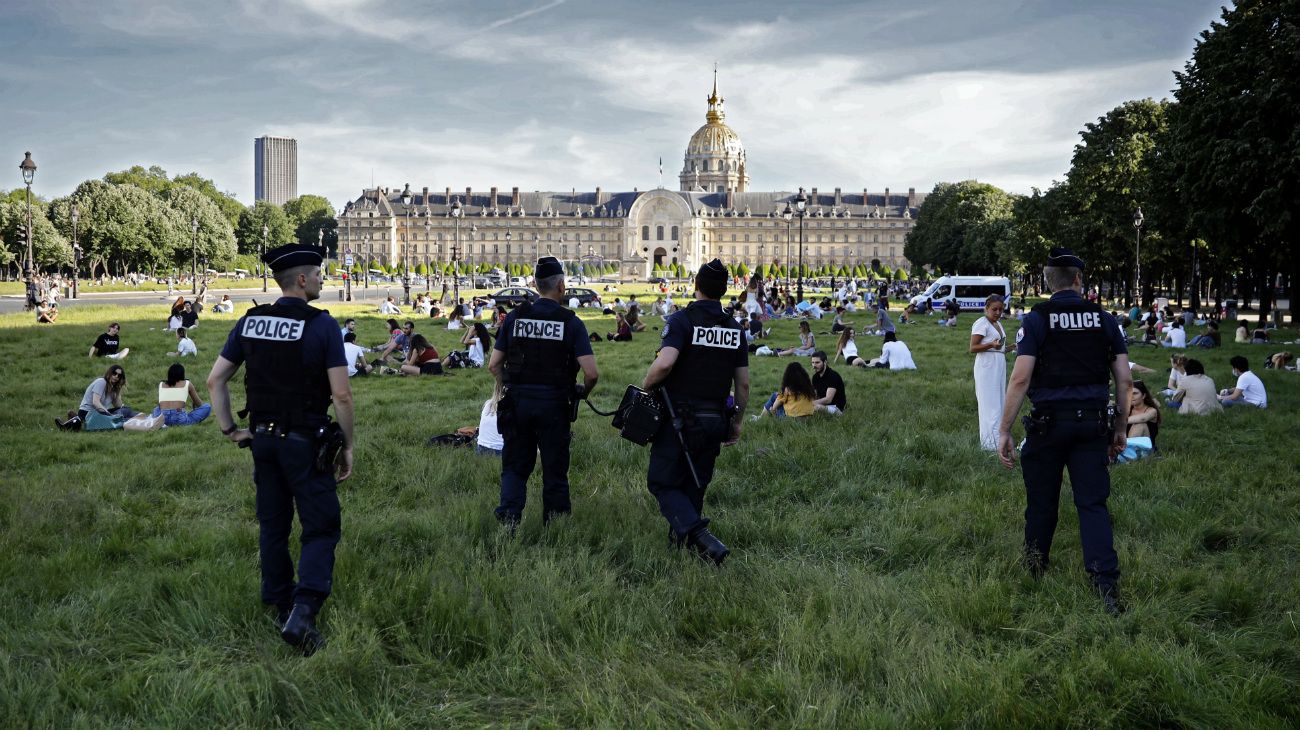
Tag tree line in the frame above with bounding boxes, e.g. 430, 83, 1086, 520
903, 0, 1297, 317
1, 165, 338, 281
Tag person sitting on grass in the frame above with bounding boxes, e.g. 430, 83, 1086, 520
36, 299, 58, 323
444, 323, 492, 369
1235, 320, 1250, 343
1162, 318, 1186, 348
58, 364, 137, 430
626, 302, 647, 332
180, 301, 199, 329
866, 330, 916, 370
1219, 355, 1268, 408
379, 296, 401, 315
1251, 319, 1270, 344
833, 327, 868, 368
777, 321, 816, 357
447, 305, 465, 330
1126, 381, 1161, 440
396, 334, 442, 376
1167, 358, 1221, 415
875, 299, 896, 335
758, 361, 818, 419
342, 333, 373, 377
1161, 354, 1187, 399
607, 312, 633, 342
213, 294, 235, 313
146, 363, 212, 427
1267, 351, 1294, 370
89, 322, 130, 360
373, 320, 414, 365
830, 306, 852, 334
476, 382, 505, 457
167, 327, 198, 357
1188, 320, 1220, 348
810, 351, 847, 414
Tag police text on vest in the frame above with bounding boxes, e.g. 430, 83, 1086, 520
691, 326, 740, 349
1048, 312, 1101, 330
242, 316, 305, 341
514, 319, 565, 341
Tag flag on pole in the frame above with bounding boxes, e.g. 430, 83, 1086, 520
658, 157, 663, 188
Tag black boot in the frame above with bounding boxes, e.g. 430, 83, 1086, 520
686, 526, 730, 566
280, 603, 325, 656
1097, 584, 1126, 616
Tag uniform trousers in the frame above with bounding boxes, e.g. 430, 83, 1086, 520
252, 430, 340, 612
1020, 416, 1120, 587
496, 394, 572, 523
647, 405, 728, 537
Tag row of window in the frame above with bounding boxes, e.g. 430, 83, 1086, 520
343, 216, 908, 230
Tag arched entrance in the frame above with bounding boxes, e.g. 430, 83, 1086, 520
653, 247, 667, 267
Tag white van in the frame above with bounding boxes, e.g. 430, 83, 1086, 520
910, 276, 1010, 311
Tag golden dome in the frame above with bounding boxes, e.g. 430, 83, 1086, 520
686, 120, 745, 158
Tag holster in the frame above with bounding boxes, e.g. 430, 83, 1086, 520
1022, 412, 1054, 437
497, 388, 517, 438
313, 421, 346, 472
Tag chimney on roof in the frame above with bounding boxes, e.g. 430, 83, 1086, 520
810, 187, 818, 204
422, 186, 428, 205
726, 189, 734, 210
908, 187, 917, 208
834, 187, 842, 206
884, 187, 891, 209
465, 187, 473, 207
512, 187, 520, 207
445, 187, 451, 204
595, 187, 602, 206
490, 187, 498, 208
863, 188, 869, 206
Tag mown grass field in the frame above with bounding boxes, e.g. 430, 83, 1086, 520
1, 295, 1297, 728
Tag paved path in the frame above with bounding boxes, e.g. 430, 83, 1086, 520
0, 283, 412, 315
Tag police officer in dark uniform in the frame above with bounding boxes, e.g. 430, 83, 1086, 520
641, 259, 750, 565
489, 256, 599, 528
998, 248, 1131, 614
206, 243, 354, 654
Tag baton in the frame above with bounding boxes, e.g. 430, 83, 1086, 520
659, 387, 705, 492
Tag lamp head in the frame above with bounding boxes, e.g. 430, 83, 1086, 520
401, 183, 412, 206
20, 152, 36, 185
191, 217, 199, 232
70, 202, 79, 224
450, 198, 462, 218
795, 188, 807, 213
1133, 207, 1144, 228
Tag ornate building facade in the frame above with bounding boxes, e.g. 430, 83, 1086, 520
337, 78, 925, 279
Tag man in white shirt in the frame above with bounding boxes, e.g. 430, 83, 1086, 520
1162, 319, 1187, 348
1219, 355, 1267, 408
168, 327, 198, 357
342, 333, 373, 377
379, 297, 401, 315
340, 318, 358, 341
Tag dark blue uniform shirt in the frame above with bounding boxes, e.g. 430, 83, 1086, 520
494, 297, 592, 397
219, 297, 347, 370
1016, 290, 1126, 404
660, 300, 749, 369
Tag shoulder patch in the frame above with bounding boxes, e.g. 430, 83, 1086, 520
1016, 326, 1025, 343
661, 321, 670, 339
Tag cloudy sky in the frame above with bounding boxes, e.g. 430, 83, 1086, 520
3, 0, 1223, 211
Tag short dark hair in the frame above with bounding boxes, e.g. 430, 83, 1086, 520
695, 273, 726, 300
176, 327, 187, 338
344, 332, 357, 343
344, 318, 356, 326
1185, 359, 1205, 376
1230, 355, 1250, 372
883, 331, 898, 343
811, 350, 828, 361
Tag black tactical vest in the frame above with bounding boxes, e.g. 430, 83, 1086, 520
504, 301, 578, 387
238, 302, 332, 422
1028, 298, 1113, 389
664, 301, 742, 402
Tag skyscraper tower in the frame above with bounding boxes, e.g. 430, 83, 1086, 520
254, 135, 298, 205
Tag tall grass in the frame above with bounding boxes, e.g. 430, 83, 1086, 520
1, 299, 1297, 727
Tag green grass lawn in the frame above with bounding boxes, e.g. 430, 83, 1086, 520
1, 297, 1297, 727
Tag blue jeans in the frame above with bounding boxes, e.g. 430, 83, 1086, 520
763, 392, 787, 417
1221, 397, 1260, 408
151, 403, 211, 426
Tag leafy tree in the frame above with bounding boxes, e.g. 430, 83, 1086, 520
173, 173, 245, 229
1165, 0, 1300, 317
904, 181, 1018, 275
104, 165, 172, 195
0, 201, 70, 270
158, 185, 239, 268
236, 202, 294, 255
283, 195, 338, 251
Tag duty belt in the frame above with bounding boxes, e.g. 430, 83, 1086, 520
1031, 406, 1113, 420
252, 421, 320, 439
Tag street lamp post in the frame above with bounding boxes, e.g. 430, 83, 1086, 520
782, 203, 793, 290
425, 218, 433, 293
190, 216, 199, 294
1133, 207, 1144, 309
451, 197, 462, 305
70, 202, 80, 299
400, 184, 413, 306
795, 188, 808, 302
20, 152, 37, 276
260, 223, 269, 293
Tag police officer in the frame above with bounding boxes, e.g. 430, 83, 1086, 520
489, 256, 598, 528
998, 248, 1131, 614
206, 243, 354, 654
641, 259, 750, 565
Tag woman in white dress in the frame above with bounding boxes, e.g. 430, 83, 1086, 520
969, 295, 1011, 450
